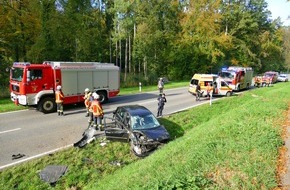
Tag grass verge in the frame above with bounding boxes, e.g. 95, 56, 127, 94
0, 82, 289, 190
0, 99, 28, 113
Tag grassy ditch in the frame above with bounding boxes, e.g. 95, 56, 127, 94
0, 82, 289, 189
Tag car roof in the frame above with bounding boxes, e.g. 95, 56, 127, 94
118, 105, 152, 116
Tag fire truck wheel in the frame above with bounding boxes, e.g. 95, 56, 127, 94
97, 91, 108, 104
226, 91, 231, 97
38, 97, 56, 114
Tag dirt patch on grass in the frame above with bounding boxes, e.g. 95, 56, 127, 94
275, 106, 290, 190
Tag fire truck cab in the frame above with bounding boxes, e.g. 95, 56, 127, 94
10, 62, 120, 113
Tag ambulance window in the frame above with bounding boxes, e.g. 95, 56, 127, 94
190, 79, 196, 85
205, 81, 212, 85
191, 79, 199, 85
30, 69, 43, 80
221, 81, 227, 86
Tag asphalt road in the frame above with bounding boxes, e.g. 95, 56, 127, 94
0, 86, 214, 170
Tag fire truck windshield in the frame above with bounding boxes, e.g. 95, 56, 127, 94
11, 67, 24, 82
220, 71, 235, 80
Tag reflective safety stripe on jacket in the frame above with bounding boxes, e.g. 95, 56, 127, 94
91, 100, 103, 116
55, 91, 64, 103
85, 99, 90, 107
84, 92, 92, 107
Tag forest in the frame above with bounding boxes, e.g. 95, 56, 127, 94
0, 0, 290, 87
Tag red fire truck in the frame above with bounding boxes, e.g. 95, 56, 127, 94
219, 66, 253, 91
10, 61, 120, 113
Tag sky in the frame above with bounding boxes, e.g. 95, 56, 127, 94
266, 0, 290, 26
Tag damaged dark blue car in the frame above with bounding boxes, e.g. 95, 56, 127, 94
105, 105, 170, 157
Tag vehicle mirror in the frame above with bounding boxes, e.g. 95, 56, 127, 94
27, 70, 31, 82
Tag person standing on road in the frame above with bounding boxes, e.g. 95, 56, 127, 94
55, 85, 65, 116
215, 76, 221, 93
157, 93, 167, 117
157, 78, 164, 94
206, 82, 213, 100
83, 88, 92, 117
196, 82, 202, 101
90, 92, 104, 130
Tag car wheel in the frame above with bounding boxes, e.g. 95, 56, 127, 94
226, 91, 231, 97
130, 139, 149, 157
130, 133, 150, 157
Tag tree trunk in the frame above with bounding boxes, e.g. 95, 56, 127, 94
129, 35, 131, 73
119, 39, 122, 74
124, 38, 128, 81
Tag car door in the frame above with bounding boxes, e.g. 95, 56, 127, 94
105, 108, 129, 141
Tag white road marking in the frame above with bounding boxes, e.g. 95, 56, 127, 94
0, 128, 21, 134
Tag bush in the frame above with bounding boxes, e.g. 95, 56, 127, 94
120, 73, 159, 88
0, 85, 10, 98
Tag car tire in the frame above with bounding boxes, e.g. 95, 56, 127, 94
226, 91, 231, 97
130, 140, 149, 157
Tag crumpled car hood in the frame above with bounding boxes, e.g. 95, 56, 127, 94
137, 126, 170, 142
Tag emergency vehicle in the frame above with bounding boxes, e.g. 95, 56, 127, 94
10, 61, 120, 113
219, 66, 253, 91
188, 74, 233, 97
262, 71, 278, 84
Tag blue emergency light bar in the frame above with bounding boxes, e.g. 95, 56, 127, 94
13, 62, 31, 66
221, 67, 228, 71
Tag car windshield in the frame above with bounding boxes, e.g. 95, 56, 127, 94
220, 71, 234, 80
11, 67, 24, 82
264, 73, 274, 77
131, 114, 160, 130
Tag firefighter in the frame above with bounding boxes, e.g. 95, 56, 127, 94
83, 88, 92, 117
266, 77, 270, 87
90, 92, 104, 130
55, 85, 65, 116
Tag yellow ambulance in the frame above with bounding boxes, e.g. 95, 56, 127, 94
188, 74, 233, 97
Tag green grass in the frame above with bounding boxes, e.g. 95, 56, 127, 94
0, 82, 289, 190
0, 98, 28, 113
